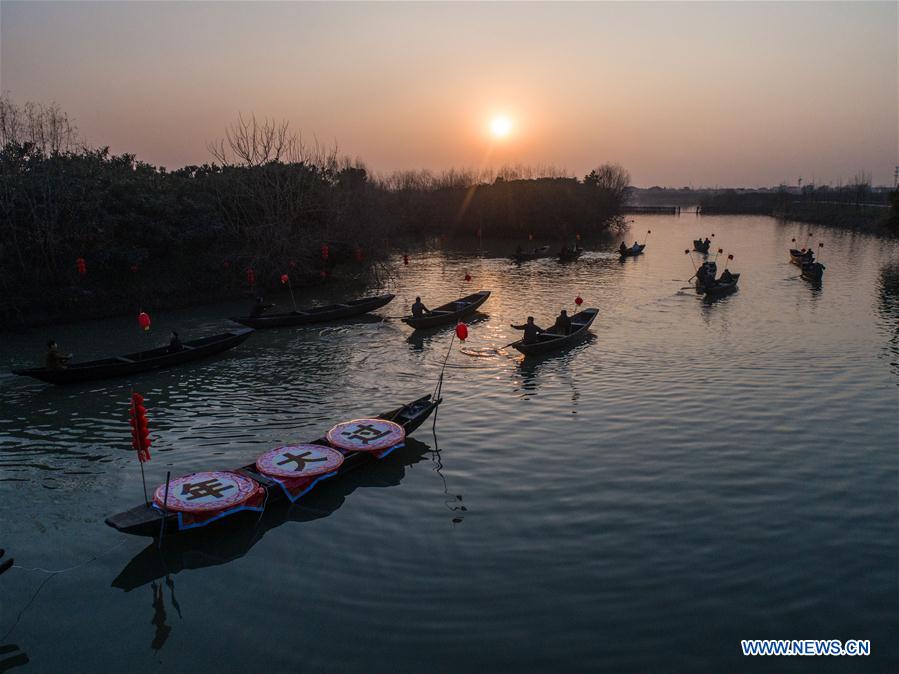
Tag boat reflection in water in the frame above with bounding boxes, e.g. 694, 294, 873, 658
112, 437, 436, 592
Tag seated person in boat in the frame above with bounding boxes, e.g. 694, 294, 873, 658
45, 340, 70, 370
168, 331, 183, 353
632, 241, 640, 250
719, 269, 735, 284
619, 242, 628, 255
511, 316, 545, 344
249, 296, 274, 317
551, 309, 572, 335
703, 237, 711, 247
411, 296, 430, 317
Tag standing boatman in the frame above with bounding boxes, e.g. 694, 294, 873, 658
510, 316, 545, 344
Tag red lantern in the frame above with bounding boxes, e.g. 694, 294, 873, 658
647, 230, 652, 234
138, 312, 151, 331
320, 270, 327, 279
354, 247, 364, 263
280, 274, 289, 285
818, 243, 824, 248
76, 257, 87, 275
791, 238, 796, 243
246, 268, 256, 286
576, 233, 581, 241
575, 296, 583, 306
223, 260, 231, 269
727, 254, 734, 260
528, 233, 533, 241
476, 227, 482, 238
684, 249, 690, 254
403, 254, 409, 266
455, 322, 468, 341
129, 392, 151, 463
130, 264, 139, 274
321, 244, 330, 261
717, 248, 723, 254
464, 273, 472, 282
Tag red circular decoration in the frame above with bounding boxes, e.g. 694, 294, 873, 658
280, 274, 289, 285
455, 322, 468, 341
256, 444, 344, 479
575, 296, 583, 306
326, 419, 405, 453
138, 312, 151, 331
153, 471, 261, 513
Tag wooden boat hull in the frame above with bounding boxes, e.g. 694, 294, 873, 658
105, 394, 440, 537
697, 275, 740, 297
558, 248, 583, 262
402, 291, 490, 329
511, 308, 598, 356
11, 328, 254, 385
232, 294, 394, 328
511, 246, 550, 262
620, 244, 646, 258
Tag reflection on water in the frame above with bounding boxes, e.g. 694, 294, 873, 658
0, 215, 897, 671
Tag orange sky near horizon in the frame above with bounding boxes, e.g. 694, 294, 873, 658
1, 1, 896, 187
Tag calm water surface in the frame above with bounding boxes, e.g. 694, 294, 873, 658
1, 215, 897, 672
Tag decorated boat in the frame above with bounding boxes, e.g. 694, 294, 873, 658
401, 291, 490, 329
11, 328, 254, 385
106, 394, 440, 537
693, 239, 711, 254
231, 294, 394, 328
789, 248, 814, 266
801, 261, 825, 282
511, 308, 598, 356
558, 247, 583, 262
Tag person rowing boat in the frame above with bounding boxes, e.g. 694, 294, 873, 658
510, 316, 545, 344
45, 340, 71, 370
411, 296, 431, 318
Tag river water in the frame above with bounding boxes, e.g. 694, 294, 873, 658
0, 214, 896, 672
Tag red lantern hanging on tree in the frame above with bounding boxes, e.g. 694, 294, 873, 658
321, 244, 330, 261
129, 392, 151, 463
320, 270, 327, 279
575, 296, 583, 306
280, 274, 289, 285
354, 247, 364, 263
455, 322, 468, 341
576, 233, 581, 241
76, 257, 87, 275
138, 311, 151, 331
246, 268, 256, 286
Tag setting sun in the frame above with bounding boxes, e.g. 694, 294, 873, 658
489, 116, 513, 139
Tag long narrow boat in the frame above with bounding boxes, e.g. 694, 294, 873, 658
511, 308, 599, 356
402, 291, 490, 329
232, 293, 394, 328
801, 262, 825, 282
511, 245, 550, 263
697, 273, 740, 297
620, 244, 646, 258
789, 249, 814, 267
11, 327, 254, 385
106, 394, 440, 537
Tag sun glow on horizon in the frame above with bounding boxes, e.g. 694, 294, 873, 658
489, 115, 513, 139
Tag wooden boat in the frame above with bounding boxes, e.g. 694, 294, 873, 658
801, 262, 825, 281
511, 245, 550, 263
232, 293, 394, 328
619, 244, 646, 258
11, 327, 254, 385
106, 394, 440, 537
558, 247, 583, 262
697, 273, 740, 297
789, 248, 814, 266
511, 308, 598, 356
402, 291, 490, 329
693, 240, 711, 254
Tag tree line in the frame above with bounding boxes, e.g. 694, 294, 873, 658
0, 97, 630, 327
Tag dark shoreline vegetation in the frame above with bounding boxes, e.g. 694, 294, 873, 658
697, 184, 899, 233
0, 98, 630, 329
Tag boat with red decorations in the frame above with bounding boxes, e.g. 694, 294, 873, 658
105, 394, 440, 537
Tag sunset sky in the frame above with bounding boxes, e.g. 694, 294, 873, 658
1, 1, 896, 186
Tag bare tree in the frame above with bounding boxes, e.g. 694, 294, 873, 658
0, 94, 81, 153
